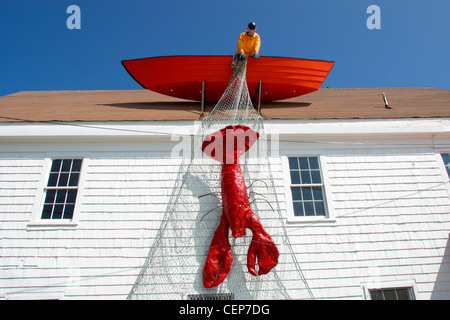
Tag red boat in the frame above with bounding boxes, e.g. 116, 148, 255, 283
122, 55, 334, 103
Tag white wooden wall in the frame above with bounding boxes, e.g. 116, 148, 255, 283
0, 153, 183, 299
0, 120, 449, 300
279, 150, 450, 299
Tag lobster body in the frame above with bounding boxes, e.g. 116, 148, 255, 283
201, 125, 279, 288
221, 163, 249, 238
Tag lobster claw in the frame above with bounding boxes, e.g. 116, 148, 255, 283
246, 217, 279, 276
203, 215, 233, 288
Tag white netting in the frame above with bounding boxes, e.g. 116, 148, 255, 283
127, 58, 314, 300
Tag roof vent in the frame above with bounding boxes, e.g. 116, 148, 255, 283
382, 92, 392, 109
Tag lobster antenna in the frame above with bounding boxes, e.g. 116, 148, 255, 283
128, 58, 314, 300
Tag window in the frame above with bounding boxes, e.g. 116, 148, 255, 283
41, 159, 82, 220
369, 287, 415, 300
442, 153, 450, 178
288, 156, 327, 217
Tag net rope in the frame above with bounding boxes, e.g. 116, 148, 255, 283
127, 58, 314, 300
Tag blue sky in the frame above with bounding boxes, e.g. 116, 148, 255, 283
0, 0, 449, 97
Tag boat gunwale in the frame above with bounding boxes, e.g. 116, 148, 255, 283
121, 54, 335, 64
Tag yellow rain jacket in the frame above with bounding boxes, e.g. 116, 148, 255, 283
237, 32, 261, 56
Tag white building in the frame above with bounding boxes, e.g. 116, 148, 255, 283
0, 88, 449, 300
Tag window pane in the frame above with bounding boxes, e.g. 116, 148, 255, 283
55, 190, 67, 204
302, 187, 312, 200
382, 289, 397, 300
42, 205, 53, 219
311, 170, 322, 184
61, 159, 72, 172
396, 288, 411, 300
69, 172, 80, 187
312, 187, 323, 201
304, 202, 315, 216
309, 157, 319, 169
51, 159, 62, 173
48, 173, 58, 187
369, 290, 383, 300
72, 159, 82, 172
67, 190, 78, 204
290, 170, 300, 184
44, 190, 56, 204
300, 170, 311, 184
299, 157, 309, 170
288, 157, 299, 169
442, 153, 450, 166
63, 204, 74, 219
293, 202, 304, 216
53, 205, 63, 219
58, 173, 69, 187
446, 167, 450, 178
291, 187, 302, 201
315, 201, 326, 216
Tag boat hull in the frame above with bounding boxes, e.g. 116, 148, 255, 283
122, 55, 334, 103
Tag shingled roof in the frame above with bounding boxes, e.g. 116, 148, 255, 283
0, 88, 449, 123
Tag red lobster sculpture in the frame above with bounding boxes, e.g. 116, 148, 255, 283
201, 124, 279, 288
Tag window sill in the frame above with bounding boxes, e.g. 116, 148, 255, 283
286, 216, 336, 224
27, 220, 78, 230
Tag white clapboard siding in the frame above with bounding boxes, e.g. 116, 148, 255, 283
0, 154, 185, 299
1, 130, 450, 299
283, 151, 450, 299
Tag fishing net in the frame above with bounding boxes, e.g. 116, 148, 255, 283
127, 58, 314, 300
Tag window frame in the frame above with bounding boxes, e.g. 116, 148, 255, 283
29, 157, 85, 229
282, 155, 335, 223
368, 287, 415, 300
440, 153, 450, 179
41, 159, 82, 220
362, 280, 419, 300
436, 152, 450, 200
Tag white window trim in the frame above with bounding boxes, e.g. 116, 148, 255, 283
28, 157, 87, 229
361, 280, 420, 300
282, 155, 336, 224
436, 152, 450, 199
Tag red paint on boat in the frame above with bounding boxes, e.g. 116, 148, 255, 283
122, 55, 334, 103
